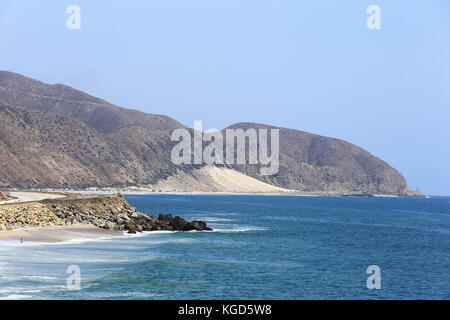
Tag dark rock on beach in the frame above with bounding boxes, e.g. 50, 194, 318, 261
157, 214, 213, 232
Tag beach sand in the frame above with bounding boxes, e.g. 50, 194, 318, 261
0, 224, 122, 243
0, 191, 66, 205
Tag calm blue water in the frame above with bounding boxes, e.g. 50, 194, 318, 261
1, 195, 450, 299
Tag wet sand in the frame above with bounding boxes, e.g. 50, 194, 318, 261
0, 224, 123, 243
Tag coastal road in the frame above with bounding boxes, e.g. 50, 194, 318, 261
0, 192, 66, 205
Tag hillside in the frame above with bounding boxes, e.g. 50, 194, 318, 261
225, 123, 415, 195
0, 103, 184, 188
0, 71, 184, 133
0, 71, 419, 196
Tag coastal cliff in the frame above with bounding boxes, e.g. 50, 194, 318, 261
0, 71, 421, 196
0, 195, 211, 233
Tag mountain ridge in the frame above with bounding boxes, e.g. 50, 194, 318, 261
0, 71, 185, 134
0, 71, 420, 196
224, 122, 414, 195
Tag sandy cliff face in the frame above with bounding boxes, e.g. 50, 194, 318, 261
147, 166, 293, 193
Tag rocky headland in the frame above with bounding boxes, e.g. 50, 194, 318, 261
0, 194, 211, 234
0, 71, 422, 197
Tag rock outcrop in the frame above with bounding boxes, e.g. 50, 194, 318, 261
0, 195, 212, 233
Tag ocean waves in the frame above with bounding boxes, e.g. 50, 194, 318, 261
2, 194, 450, 299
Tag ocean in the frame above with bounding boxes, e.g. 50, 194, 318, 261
0, 194, 449, 300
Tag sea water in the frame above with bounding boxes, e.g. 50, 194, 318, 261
0, 194, 449, 299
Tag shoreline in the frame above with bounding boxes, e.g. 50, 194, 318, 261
6, 188, 415, 198
71, 190, 410, 198
0, 224, 123, 243
0, 194, 213, 243
1, 189, 426, 199
0, 189, 428, 244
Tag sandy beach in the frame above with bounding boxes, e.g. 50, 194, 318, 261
0, 224, 123, 243
0, 191, 66, 205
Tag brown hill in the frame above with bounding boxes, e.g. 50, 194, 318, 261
0, 72, 419, 196
0, 103, 186, 189
0, 71, 184, 133
225, 123, 416, 195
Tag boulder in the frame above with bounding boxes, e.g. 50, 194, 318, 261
171, 216, 191, 231
104, 221, 116, 230
190, 220, 212, 231
158, 213, 173, 224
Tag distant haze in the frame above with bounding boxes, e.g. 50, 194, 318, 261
0, 0, 449, 195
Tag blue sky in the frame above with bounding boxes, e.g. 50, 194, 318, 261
1, 0, 449, 195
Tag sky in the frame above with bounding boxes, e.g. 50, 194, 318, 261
0, 0, 449, 195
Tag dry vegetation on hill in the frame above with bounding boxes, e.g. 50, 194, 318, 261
0, 71, 419, 196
